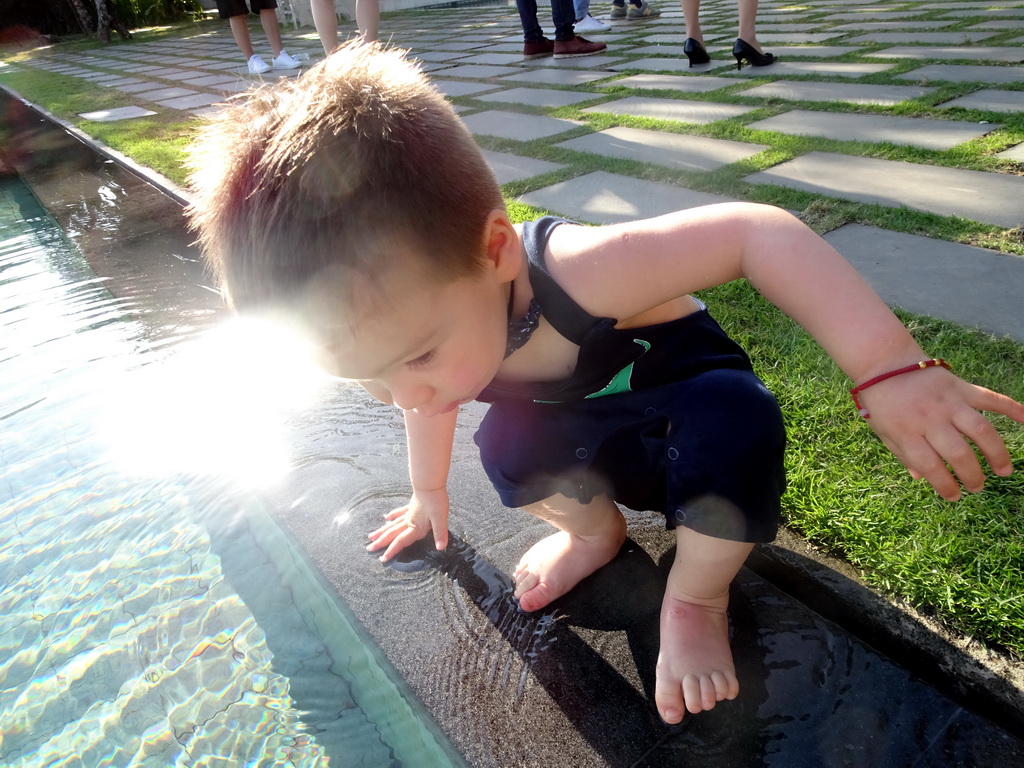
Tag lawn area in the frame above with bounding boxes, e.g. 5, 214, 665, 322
3, 10, 1023, 662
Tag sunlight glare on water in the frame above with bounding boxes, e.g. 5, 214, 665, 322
102, 316, 329, 489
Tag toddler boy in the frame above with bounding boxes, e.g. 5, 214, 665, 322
187, 42, 1024, 724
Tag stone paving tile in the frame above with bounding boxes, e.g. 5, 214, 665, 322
745, 152, 1024, 228
432, 80, 502, 97
997, 144, 1024, 162
475, 87, 602, 108
897, 64, 1024, 85
584, 96, 756, 123
830, 20, 958, 31
134, 86, 198, 101
499, 68, 614, 85
480, 149, 566, 185
867, 46, 1024, 62
611, 57, 734, 73
557, 126, 767, 171
843, 31, 998, 44
737, 80, 934, 106
938, 89, 1024, 113
432, 64, 522, 79
530, 55, 633, 69
754, 32, 845, 43
520, 170, 736, 224
746, 109, 997, 151
155, 93, 224, 110
78, 105, 157, 122
460, 110, 580, 141
456, 53, 532, 66
732, 61, 893, 78
759, 45, 861, 58
824, 224, 1024, 342
602, 74, 737, 92
178, 73, 240, 87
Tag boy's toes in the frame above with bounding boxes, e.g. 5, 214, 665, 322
654, 681, 686, 724
516, 577, 557, 612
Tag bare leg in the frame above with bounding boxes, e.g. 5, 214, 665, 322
737, 0, 763, 51
228, 15, 255, 59
514, 493, 627, 613
357, 0, 380, 43
258, 8, 285, 57
680, 0, 702, 43
310, 0, 339, 53
654, 526, 753, 724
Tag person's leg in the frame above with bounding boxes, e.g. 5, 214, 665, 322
514, 0, 544, 41
550, 0, 576, 41
654, 527, 751, 724
513, 493, 627, 613
356, 0, 380, 42
310, 0, 338, 53
258, 7, 285, 56
736, 0, 763, 50
228, 13, 255, 59
574, 0, 589, 22
680, 0, 701, 42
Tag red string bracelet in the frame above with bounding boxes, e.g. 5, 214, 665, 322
850, 358, 952, 419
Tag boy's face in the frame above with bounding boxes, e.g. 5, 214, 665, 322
313, 260, 511, 416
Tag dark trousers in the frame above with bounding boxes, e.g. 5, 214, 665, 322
515, 0, 576, 42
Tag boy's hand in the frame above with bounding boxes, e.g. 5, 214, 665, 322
366, 488, 450, 561
860, 368, 1024, 501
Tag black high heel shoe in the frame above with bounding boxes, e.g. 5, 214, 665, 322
683, 38, 710, 67
732, 38, 775, 70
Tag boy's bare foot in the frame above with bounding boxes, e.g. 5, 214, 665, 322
513, 524, 626, 612
654, 590, 738, 724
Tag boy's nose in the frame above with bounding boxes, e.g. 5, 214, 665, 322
389, 381, 433, 412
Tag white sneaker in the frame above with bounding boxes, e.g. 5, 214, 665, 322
247, 54, 270, 74
574, 14, 611, 33
272, 50, 302, 70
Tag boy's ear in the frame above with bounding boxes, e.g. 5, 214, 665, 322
482, 209, 521, 280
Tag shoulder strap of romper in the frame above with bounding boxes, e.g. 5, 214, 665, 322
522, 216, 612, 346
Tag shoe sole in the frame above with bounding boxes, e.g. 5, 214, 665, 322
553, 50, 605, 58
523, 52, 554, 59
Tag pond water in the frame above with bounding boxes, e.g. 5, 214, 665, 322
0, 90, 463, 767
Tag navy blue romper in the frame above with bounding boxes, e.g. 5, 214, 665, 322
473, 217, 786, 543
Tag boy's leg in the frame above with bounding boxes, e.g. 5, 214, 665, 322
655, 526, 752, 724
514, 493, 627, 612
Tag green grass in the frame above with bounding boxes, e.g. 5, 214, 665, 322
4, 5, 1024, 659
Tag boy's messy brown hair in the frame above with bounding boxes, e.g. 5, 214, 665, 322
187, 41, 504, 312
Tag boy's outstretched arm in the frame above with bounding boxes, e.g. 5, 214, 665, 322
367, 407, 457, 560
548, 203, 1024, 500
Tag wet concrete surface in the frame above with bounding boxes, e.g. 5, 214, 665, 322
5, 87, 1024, 767
266, 392, 1024, 767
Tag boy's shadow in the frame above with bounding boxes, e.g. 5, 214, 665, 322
389, 535, 771, 767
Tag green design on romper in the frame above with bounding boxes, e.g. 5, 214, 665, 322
534, 339, 652, 404
585, 338, 652, 398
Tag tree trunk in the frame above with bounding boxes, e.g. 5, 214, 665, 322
93, 0, 110, 42
64, 0, 92, 35
105, 0, 133, 39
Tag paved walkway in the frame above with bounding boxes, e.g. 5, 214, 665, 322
1, 0, 1022, 342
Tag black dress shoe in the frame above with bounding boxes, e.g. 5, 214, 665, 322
683, 37, 710, 66
732, 38, 775, 70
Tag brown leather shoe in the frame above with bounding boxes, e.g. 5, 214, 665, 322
523, 37, 555, 59
553, 35, 607, 59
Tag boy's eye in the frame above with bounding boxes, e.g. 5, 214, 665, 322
407, 350, 436, 370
